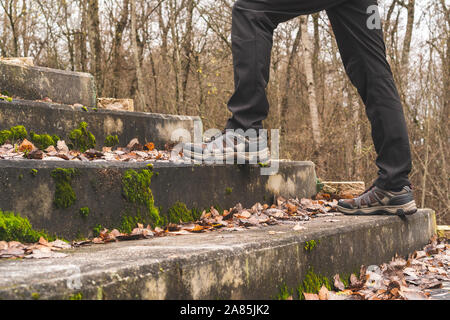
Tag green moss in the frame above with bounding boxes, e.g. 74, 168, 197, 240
79, 207, 90, 218
93, 224, 103, 237
9, 126, 27, 141
120, 169, 162, 232
213, 205, 224, 215
304, 239, 320, 252
167, 202, 195, 224
297, 268, 332, 300
104, 135, 119, 148
276, 283, 293, 300
53, 135, 61, 143
96, 287, 103, 300
0, 95, 12, 102
0, 126, 27, 145
30, 169, 38, 177
316, 179, 325, 193
338, 273, 351, 288
225, 187, 233, 195
68, 122, 96, 152
51, 168, 79, 209
0, 210, 53, 243
120, 215, 141, 234
191, 208, 203, 221
0, 130, 11, 145
69, 293, 83, 300
30, 132, 59, 150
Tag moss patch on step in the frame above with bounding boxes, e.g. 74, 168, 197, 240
104, 135, 119, 148
79, 207, 90, 218
304, 240, 320, 252
93, 224, 103, 237
276, 283, 294, 300
30, 131, 60, 150
297, 268, 332, 300
0, 210, 53, 243
68, 122, 96, 152
51, 168, 79, 209
0, 125, 28, 145
166, 202, 196, 224
69, 292, 83, 300
120, 169, 162, 233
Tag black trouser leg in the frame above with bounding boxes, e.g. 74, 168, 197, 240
226, 0, 347, 130
226, 0, 412, 190
225, 4, 275, 131
326, 0, 412, 190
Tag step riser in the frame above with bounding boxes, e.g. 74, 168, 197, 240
0, 210, 435, 300
0, 62, 96, 107
0, 160, 317, 240
0, 100, 200, 149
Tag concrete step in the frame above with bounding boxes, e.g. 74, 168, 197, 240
0, 160, 317, 240
0, 61, 96, 107
0, 210, 435, 300
0, 99, 200, 149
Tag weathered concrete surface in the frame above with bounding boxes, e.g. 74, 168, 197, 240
0, 210, 436, 300
0, 61, 96, 107
0, 99, 200, 149
97, 98, 134, 112
0, 160, 317, 240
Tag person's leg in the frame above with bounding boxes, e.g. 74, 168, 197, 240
226, 0, 348, 131
326, 0, 412, 191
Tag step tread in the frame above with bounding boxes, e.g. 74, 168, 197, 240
0, 210, 435, 299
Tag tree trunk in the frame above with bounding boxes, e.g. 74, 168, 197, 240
401, 0, 415, 72
180, 0, 194, 113
112, 0, 130, 98
130, 0, 147, 112
300, 16, 322, 147
88, 0, 103, 95
280, 22, 302, 137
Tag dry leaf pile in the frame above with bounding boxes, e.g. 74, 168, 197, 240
0, 138, 173, 163
1, 197, 340, 258
300, 236, 449, 300
0, 237, 71, 259
73, 197, 341, 246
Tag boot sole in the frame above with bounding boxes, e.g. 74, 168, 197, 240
338, 200, 418, 216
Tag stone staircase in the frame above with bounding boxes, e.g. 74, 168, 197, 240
0, 60, 436, 300
0, 60, 317, 240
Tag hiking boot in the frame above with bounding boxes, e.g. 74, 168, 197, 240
182, 130, 269, 163
337, 185, 418, 216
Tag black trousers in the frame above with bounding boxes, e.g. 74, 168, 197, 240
226, 0, 412, 190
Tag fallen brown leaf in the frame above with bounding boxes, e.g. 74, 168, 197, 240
19, 139, 34, 152
333, 274, 346, 291
318, 286, 329, 300
303, 293, 320, 300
